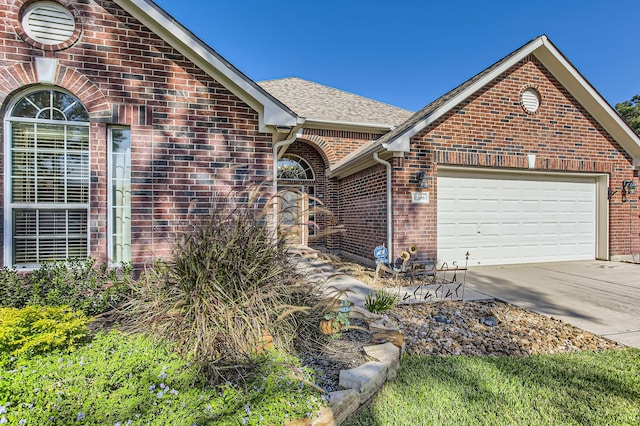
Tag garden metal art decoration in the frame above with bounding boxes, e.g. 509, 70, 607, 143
373, 245, 470, 303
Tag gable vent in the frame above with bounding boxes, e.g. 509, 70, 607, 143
22, 2, 76, 45
521, 87, 541, 114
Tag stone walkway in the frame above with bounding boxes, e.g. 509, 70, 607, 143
291, 246, 491, 307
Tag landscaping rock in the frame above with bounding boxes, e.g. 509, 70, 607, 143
350, 306, 382, 321
310, 407, 335, 426
339, 361, 387, 402
433, 315, 451, 324
372, 330, 404, 349
364, 342, 400, 379
391, 300, 622, 357
369, 317, 399, 333
328, 389, 360, 425
479, 316, 498, 327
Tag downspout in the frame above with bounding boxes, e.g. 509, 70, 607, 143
373, 152, 393, 263
272, 128, 304, 240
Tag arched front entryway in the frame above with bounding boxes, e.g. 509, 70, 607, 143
277, 141, 329, 248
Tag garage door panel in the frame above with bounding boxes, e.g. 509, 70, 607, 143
437, 172, 596, 266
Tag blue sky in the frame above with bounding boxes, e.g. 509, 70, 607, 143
154, 0, 640, 112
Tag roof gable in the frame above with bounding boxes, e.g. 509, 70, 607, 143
331, 35, 640, 177
114, 0, 300, 132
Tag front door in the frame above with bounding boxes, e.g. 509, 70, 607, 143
279, 187, 304, 244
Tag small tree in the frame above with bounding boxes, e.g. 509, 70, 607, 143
615, 94, 640, 136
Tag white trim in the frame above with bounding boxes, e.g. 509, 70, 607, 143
277, 154, 316, 181
392, 38, 545, 151
388, 36, 640, 160
114, 0, 299, 132
107, 126, 132, 266
3, 87, 91, 268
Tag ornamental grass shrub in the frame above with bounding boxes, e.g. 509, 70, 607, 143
0, 305, 91, 366
118, 187, 327, 383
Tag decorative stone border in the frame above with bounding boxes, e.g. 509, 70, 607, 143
288, 307, 404, 426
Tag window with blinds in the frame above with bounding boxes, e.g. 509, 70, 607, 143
6, 89, 89, 268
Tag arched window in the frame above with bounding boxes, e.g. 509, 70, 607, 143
277, 154, 314, 180
5, 88, 90, 267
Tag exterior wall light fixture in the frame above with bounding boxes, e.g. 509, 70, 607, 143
416, 171, 428, 191
621, 179, 637, 202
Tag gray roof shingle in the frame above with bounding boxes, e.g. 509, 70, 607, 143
258, 77, 414, 128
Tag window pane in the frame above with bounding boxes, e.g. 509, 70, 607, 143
8, 89, 90, 267
11, 98, 38, 118
277, 155, 314, 180
110, 128, 131, 263
12, 122, 35, 149
13, 209, 87, 264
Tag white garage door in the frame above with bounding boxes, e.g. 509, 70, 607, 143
437, 170, 596, 266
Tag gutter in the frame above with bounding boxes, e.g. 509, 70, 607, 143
373, 152, 393, 263
272, 127, 304, 239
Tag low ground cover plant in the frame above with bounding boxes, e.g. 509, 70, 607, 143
0, 331, 325, 425
346, 348, 640, 425
0, 305, 91, 366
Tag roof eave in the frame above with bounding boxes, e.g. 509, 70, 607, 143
534, 37, 640, 163
380, 35, 640, 167
114, 0, 299, 132
328, 147, 399, 179
303, 118, 395, 134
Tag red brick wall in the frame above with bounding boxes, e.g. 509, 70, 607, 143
0, 0, 273, 267
300, 128, 380, 164
338, 164, 388, 262
395, 56, 638, 260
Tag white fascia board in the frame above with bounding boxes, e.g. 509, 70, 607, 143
114, 0, 298, 131
535, 37, 640, 159
386, 38, 546, 150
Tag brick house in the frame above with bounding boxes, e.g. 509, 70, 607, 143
1, 1, 639, 270
262, 37, 640, 267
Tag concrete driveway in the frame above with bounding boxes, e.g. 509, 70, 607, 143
465, 261, 640, 348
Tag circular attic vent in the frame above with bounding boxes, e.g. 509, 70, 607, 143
22, 2, 76, 45
521, 87, 541, 114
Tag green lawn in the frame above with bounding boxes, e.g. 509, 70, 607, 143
0, 331, 324, 425
346, 349, 640, 426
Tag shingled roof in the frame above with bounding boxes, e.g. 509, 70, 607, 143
258, 77, 413, 130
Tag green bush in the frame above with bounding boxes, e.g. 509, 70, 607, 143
0, 331, 325, 425
0, 305, 91, 366
118, 188, 323, 383
0, 258, 132, 316
365, 289, 400, 314
0, 267, 30, 308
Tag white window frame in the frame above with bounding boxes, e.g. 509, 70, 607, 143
3, 87, 90, 269
107, 126, 132, 265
